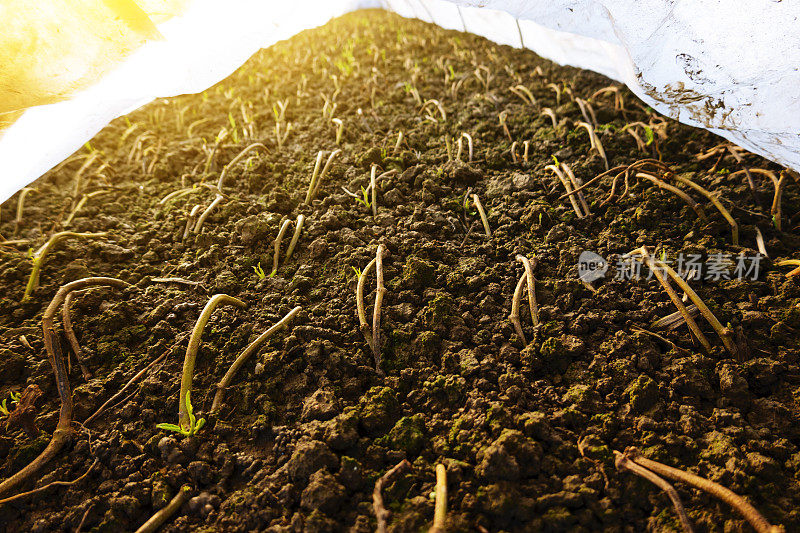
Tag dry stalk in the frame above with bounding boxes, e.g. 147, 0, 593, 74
284, 214, 305, 261
471, 194, 492, 237
576, 121, 609, 170
332, 118, 344, 145
194, 143, 268, 234
510, 141, 519, 163
777, 259, 800, 277
64, 190, 112, 227
430, 464, 447, 533
546, 83, 561, 106
457, 133, 473, 162
624, 447, 783, 533
393, 131, 404, 154
499, 111, 512, 141
562, 163, 590, 216
23, 231, 108, 302
540, 108, 558, 128
306, 149, 342, 203
14, 188, 36, 233
357, 256, 378, 352
421, 99, 447, 122
546, 164, 586, 218
270, 218, 293, 277
134, 485, 192, 533
523, 140, 530, 163
509, 84, 536, 106
635, 172, 707, 221
668, 173, 739, 244
0, 277, 127, 498
211, 306, 301, 412
178, 294, 246, 429
509, 273, 528, 344
575, 98, 598, 129
373, 244, 387, 374
628, 246, 736, 355
590, 86, 624, 110
63, 291, 92, 380
183, 204, 201, 241
614, 451, 694, 533
374, 459, 412, 533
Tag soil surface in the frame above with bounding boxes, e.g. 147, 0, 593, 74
1, 9, 800, 533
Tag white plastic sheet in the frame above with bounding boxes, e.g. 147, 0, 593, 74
1, 0, 798, 203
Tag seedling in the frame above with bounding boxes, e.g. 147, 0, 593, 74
509, 254, 539, 345
430, 464, 448, 533
575, 97, 598, 129
456, 133, 473, 162
332, 118, 344, 145
270, 218, 292, 277
546, 163, 587, 218
509, 142, 519, 163
471, 194, 492, 236
540, 108, 558, 128
509, 84, 536, 106
274, 121, 292, 151
498, 111, 512, 141
562, 163, 591, 217
590, 85, 625, 110
62, 291, 92, 380
627, 246, 737, 356
620, 447, 782, 533
195, 142, 268, 234
614, 451, 694, 532
305, 149, 342, 204
474, 65, 492, 92
284, 214, 305, 261
64, 189, 112, 227
0, 392, 21, 417
393, 131, 404, 155
211, 306, 301, 412
23, 231, 108, 302
523, 140, 530, 163
175, 294, 246, 431
0, 277, 127, 498
546, 83, 561, 106
576, 121, 609, 170
421, 99, 447, 122
356, 244, 388, 374
14, 188, 36, 234
156, 390, 205, 436
252, 262, 266, 279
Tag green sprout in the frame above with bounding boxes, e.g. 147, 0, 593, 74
0, 391, 21, 417
552, 155, 560, 167
352, 266, 362, 279
156, 390, 205, 437
253, 262, 266, 280
354, 186, 372, 208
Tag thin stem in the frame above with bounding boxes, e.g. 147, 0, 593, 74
183, 204, 201, 241
309, 149, 342, 202
357, 257, 378, 351
304, 151, 325, 204
193, 193, 224, 235
670, 173, 738, 244
625, 448, 782, 533
211, 306, 301, 412
546, 165, 585, 218
217, 143, 268, 192
509, 273, 527, 345
471, 194, 492, 237
371, 165, 378, 219
270, 218, 292, 277
430, 464, 447, 533
516, 254, 539, 326
576, 121, 609, 170
374, 460, 412, 533
373, 244, 387, 375
562, 163, 590, 217
284, 214, 305, 261
62, 291, 92, 380
134, 485, 192, 533
627, 247, 711, 351
614, 451, 694, 533
178, 294, 246, 429
771, 171, 788, 231
636, 173, 707, 221
23, 232, 108, 301
0, 277, 126, 498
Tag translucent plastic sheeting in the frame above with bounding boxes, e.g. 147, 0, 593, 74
1, 0, 799, 203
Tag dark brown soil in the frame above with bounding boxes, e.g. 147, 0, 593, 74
1, 9, 799, 533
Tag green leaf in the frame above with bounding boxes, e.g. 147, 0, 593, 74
643, 125, 655, 146
156, 423, 187, 435
195, 418, 206, 433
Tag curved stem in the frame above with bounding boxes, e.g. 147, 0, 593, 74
284, 214, 305, 262
134, 485, 192, 533
211, 306, 301, 413
509, 273, 527, 345
0, 277, 126, 498
178, 294, 246, 429
430, 464, 447, 533
373, 244, 387, 375
516, 254, 539, 326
